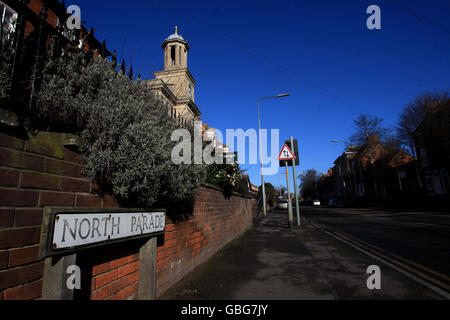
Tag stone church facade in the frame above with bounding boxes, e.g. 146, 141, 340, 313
147, 27, 201, 127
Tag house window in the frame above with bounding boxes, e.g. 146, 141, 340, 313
0, 1, 17, 34
187, 84, 192, 98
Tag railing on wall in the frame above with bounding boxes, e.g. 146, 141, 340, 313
1, 0, 109, 118
1, 0, 193, 134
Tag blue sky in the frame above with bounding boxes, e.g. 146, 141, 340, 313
73, 0, 450, 191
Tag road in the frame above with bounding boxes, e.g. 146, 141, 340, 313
298, 205, 450, 297
161, 207, 447, 300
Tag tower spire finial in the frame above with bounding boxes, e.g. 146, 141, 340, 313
174, 26, 178, 35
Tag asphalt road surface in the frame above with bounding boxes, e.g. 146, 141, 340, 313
298, 205, 450, 296
161, 207, 447, 300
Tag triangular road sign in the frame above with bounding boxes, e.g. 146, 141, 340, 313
278, 144, 296, 160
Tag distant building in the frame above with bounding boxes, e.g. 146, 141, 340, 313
413, 102, 450, 195
318, 137, 415, 205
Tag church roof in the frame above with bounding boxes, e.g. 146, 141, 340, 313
161, 26, 190, 50
167, 33, 184, 41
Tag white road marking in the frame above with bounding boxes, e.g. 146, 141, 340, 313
310, 221, 450, 300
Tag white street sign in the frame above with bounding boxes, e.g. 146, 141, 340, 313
52, 211, 165, 250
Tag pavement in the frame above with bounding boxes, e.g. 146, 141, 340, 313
159, 208, 448, 300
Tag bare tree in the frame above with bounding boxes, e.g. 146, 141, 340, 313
348, 114, 393, 199
397, 91, 449, 155
349, 114, 389, 147
299, 169, 320, 201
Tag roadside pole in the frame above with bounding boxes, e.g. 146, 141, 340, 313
285, 161, 294, 227
278, 143, 295, 228
290, 136, 301, 226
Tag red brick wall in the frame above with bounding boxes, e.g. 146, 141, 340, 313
0, 132, 120, 300
27, 0, 58, 27
91, 255, 139, 300
24, 0, 59, 36
75, 242, 140, 300
156, 185, 254, 297
0, 131, 254, 300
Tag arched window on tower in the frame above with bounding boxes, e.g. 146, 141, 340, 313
171, 46, 176, 65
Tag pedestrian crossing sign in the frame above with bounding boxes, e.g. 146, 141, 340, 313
278, 144, 296, 160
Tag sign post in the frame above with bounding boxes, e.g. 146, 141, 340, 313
39, 207, 165, 300
285, 161, 293, 226
290, 136, 301, 226
278, 144, 295, 227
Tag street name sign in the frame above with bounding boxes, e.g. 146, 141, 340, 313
39, 208, 165, 258
278, 144, 296, 160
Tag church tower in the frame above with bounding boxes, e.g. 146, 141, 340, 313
162, 26, 189, 70
150, 26, 200, 124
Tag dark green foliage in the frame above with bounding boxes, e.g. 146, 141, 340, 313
235, 176, 250, 197
206, 162, 246, 197
34, 50, 206, 207
257, 182, 277, 207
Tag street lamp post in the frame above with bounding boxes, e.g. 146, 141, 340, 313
258, 93, 290, 216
